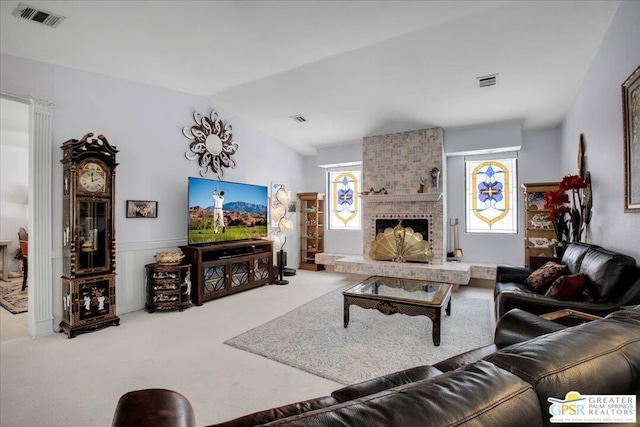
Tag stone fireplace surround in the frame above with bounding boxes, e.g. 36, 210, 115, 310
316, 127, 498, 285
362, 127, 444, 264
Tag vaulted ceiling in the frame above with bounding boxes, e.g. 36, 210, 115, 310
0, 1, 620, 155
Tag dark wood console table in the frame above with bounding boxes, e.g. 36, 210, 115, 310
181, 239, 273, 305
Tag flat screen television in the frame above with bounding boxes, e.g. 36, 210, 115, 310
188, 177, 268, 245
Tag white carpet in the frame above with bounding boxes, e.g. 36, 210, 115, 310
0, 271, 494, 427
225, 286, 492, 384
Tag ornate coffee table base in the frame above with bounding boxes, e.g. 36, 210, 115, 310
343, 294, 452, 346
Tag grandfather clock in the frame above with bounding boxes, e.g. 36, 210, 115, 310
60, 133, 119, 338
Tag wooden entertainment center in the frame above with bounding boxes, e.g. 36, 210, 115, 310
181, 239, 273, 305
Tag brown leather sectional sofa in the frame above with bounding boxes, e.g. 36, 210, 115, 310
495, 242, 640, 319
112, 306, 640, 427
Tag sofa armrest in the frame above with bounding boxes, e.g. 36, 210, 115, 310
496, 265, 533, 284
495, 290, 619, 319
494, 308, 567, 347
112, 389, 195, 427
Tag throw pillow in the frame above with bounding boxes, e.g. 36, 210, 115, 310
525, 261, 567, 291
545, 274, 587, 301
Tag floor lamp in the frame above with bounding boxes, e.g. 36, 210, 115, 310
271, 186, 294, 285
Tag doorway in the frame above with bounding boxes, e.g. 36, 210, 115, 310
0, 96, 29, 340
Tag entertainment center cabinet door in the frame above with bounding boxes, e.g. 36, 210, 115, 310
252, 255, 272, 286
201, 260, 228, 303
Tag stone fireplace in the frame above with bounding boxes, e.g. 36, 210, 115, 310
363, 127, 444, 264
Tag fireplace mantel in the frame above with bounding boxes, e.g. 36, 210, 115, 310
362, 193, 443, 203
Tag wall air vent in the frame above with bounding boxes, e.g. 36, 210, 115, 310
477, 74, 498, 88
290, 115, 307, 123
11, 2, 66, 28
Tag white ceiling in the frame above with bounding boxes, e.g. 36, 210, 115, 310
0, 1, 620, 155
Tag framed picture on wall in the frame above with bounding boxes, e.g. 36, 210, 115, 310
126, 200, 158, 218
622, 65, 640, 212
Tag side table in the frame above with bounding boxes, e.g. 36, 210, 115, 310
145, 263, 192, 313
540, 309, 601, 326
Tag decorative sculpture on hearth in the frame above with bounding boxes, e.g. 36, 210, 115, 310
182, 109, 239, 178
369, 222, 433, 263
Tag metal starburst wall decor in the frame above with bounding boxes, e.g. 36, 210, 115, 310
182, 110, 239, 178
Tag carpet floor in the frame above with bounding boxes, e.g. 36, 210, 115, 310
225, 285, 492, 384
0, 278, 27, 314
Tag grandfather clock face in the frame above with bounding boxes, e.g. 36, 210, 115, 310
78, 161, 108, 194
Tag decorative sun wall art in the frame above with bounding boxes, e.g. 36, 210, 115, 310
182, 109, 239, 178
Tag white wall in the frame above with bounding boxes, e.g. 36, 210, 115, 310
445, 121, 561, 266
561, 0, 640, 261
1, 53, 306, 323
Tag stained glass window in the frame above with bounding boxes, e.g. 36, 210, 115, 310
328, 169, 361, 230
465, 158, 517, 234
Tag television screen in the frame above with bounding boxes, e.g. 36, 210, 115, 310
188, 177, 269, 245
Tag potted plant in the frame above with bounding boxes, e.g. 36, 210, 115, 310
544, 174, 591, 256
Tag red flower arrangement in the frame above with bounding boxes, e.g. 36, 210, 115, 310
544, 190, 570, 244
544, 174, 592, 244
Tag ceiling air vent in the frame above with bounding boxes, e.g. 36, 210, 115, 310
477, 74, 498, 88
12, 2, 66, 28
290, 114, 307, 123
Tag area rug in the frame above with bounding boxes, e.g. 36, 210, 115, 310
225, 286, 492, 384
0, 279, 28, 314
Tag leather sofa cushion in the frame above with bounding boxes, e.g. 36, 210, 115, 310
605, 305, 640, 324
263, 361, 543, 427
486, 317, 640, 426
208, 396, 339, 427
578, 248, 637, 301
330, 364, 442, 403
560, 242, 593, 274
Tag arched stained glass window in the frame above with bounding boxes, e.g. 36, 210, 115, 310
465, 158, 517, 234
328, 170, 361, 230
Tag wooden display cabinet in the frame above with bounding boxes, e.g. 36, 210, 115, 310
522, 182, 561, 268
181, 239, 273, 305
298, 192, 325, 271
145, 263, 192, 313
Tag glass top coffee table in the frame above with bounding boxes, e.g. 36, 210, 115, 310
343, 276, 452, 346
